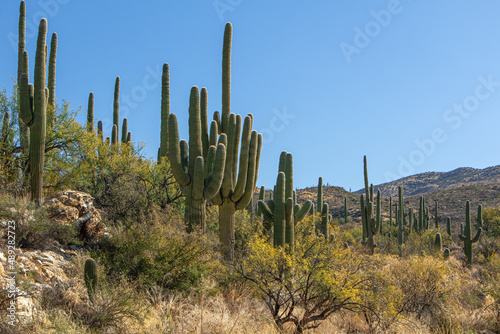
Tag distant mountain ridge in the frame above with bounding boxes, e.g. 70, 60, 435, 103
354, 165, 500, 197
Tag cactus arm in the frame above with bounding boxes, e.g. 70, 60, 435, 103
187, 86, 203, 177
221, 114, 236, 197
317, 177, 323, 214
192, 157, 205, 201
273, 172, 286, 247
19, 73, 33, 125
209, 120, 218, 146
232, 115, 252, 200
121, 118, 128, 144
204, 143, 227, 199
295, 200, 312, 223
471, 228, 482, 243
285, 198, 294, 247
258, 200, 274, 221
235, 131, 258, 210
47, 32, 57, 119
200, 87, 209, 159
231, 114, 242, 185
284, 153, 293, 199
221, 22, 232, 132
204, 145, 216, 177
167, 113, 190, 186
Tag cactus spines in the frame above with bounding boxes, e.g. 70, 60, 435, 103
459, 201, 482, 265
168, 86, 226, 233
87, 92, 94, 133
113, 77, 120, 137
47, 32, 57, 129
84, 258, 98, 303
159, 63, 170, 160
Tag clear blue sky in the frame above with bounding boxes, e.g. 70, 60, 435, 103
1, 0, 500, 192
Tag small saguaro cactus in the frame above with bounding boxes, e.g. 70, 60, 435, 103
320, 202, 332, 238
84, 258, 98, 303
459, 201, 482, 266
257, 152, 312, 250
434, 200, 442, 229
446, 217, 452, 236
434, 232, 442, 253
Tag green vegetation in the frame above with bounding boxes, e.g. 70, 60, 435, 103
1, 2, 499, 333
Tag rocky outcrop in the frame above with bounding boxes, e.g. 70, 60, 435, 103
43, 190, 104, 242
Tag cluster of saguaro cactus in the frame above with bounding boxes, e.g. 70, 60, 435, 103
459, 201, 482, 265
168, 86, 226, 232
87, 77, 132, 155
258, 152, 312, 250
360, 156, 380, 254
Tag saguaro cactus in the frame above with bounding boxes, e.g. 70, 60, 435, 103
84, 258, 98, 303
17, 1, 29, 163
113, 77, 120, 138
210, 22, 263, 261
397, 186, 404, 246
434, 200, 441, 229
159, 63, 170, 160
168, 86, 226, 232
19, 18, 48, 204
257, 152, 312, 250
87, 92, 94, 133
459, 201, 482, 265
360, 156, 380, 254
317, 176, 323, 215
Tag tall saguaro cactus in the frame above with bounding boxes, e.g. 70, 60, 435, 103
168, 86, 226, 232
317, 176, 323, 215
87, 92, 94, 133
257, 152, 312, 250
209, 22, 263, 261
19, 18, 48, 204
459, 201, 482, 266
360, 156, 380, 254
159, 63, 170, 160
17, 1, 29, 164
113, 77, 120, 139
